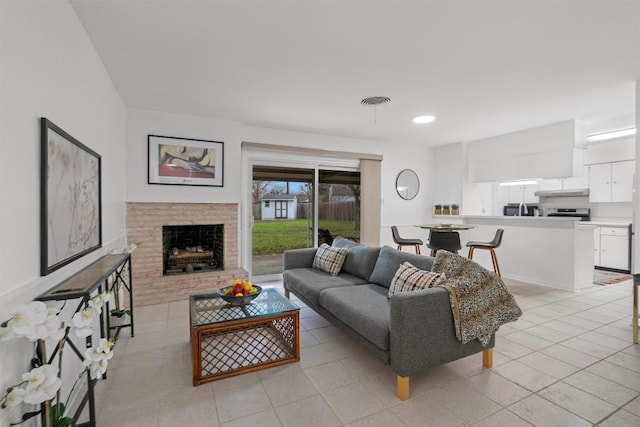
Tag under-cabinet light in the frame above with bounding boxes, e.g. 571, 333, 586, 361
586, 128, 636, 143
498, 180, 538, 187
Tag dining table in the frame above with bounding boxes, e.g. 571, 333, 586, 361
415, 223, 476, 256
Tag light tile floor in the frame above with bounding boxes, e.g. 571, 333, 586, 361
95, 278, 640, 426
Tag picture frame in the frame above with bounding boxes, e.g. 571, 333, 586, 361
148, 135, 224, 187
41, 118, 102, 276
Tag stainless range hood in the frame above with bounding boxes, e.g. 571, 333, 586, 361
534, 188, 589, 197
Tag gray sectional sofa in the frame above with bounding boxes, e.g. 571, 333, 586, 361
283, 236, 494, 400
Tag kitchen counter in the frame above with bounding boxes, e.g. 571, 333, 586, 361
433, 215, 593, 292
435, 214, 586, 229
586, 221, 631, 227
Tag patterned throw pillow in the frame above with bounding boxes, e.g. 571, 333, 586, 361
312, 244, 348, 276
388, 261, 446, 297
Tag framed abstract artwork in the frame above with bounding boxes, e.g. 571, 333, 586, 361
148, 135, 224, 187
40, 118, 102, 276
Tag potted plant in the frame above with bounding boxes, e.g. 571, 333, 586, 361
434, 204, 442, 215
451, 204, 459, 215
442, 204, 451, 215
109, 242, 138, 327
109, 279, 131, 326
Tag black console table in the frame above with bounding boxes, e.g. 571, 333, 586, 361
36, 253, 134, 426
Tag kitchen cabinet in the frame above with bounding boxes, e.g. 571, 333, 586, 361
507, 184, 539, 204
594, 227, 600, 266
589, 161, 634, 203
594, 226, 630, 272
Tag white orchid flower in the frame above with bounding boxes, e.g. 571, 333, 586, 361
24, 323, 51, 341
96, 338, 114, 355
102, 291, 113, 305
72, 308, 95, 338
22, 365, 61, 404
5, 387, 26, 407
83, 341, 113, 379
87, 358, 109, 379
0, 325, 15, 342
88, 295, 104, 315
44, 309, 65, 341
10, 301, 48, 338
83, 346, 107, 363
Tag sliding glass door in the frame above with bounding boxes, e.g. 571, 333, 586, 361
250, 163, 360, 278
317, 169, 361, 245
251, 165, 314, 276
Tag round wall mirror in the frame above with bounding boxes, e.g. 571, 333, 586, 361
396, 169, 420, 200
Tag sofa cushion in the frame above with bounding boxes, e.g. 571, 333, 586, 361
388, 262, 446, 297
332, 237, 381, 281
283, 268, 367, 307
319, 284, 391, 350
369, 246, 435, 288
313, 244, 348, 276
331, 236, 358, 249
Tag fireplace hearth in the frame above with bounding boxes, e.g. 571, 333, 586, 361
162, 224, 223, 275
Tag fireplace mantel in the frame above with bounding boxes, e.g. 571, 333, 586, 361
126, 202, 248, 306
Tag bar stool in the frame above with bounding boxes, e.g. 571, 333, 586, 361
391, 226, 423, 254
466, 229, 504, 277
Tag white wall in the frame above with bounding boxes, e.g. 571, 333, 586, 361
433, 142, 464, 207
242, 125, 437, 247
125, 108, 243, 203
0, 1, 126, 424
125, 110, 436, 266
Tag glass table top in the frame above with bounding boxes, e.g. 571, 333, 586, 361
190, 288, 299, 327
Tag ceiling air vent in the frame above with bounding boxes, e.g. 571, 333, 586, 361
361, 96, 391, 106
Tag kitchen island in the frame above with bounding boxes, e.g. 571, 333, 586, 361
433, 215, 594, 292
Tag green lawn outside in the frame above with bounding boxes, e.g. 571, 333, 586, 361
252, 219, 358, 255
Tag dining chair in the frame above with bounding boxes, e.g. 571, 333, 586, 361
391, 226, 423, 254
466, 228, 504, 276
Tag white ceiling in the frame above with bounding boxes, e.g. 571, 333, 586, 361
71, 0, 640, 147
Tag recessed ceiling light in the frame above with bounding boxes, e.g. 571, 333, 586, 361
412, 115, 435, 124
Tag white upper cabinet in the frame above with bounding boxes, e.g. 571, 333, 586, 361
611, 160, 634, 202
508, 184, 540, 204
589, 160, 634, 203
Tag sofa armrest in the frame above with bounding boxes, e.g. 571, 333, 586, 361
283, 248, 318, 270
389, 287, 492, 377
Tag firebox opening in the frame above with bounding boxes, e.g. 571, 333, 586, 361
162, 224, 223, 275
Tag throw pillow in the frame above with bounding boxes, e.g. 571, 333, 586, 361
312, 244, 348, 276
388, 261, 446, 297
369, 246, 435, 289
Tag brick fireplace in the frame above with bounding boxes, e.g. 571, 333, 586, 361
126, 202, 248, 306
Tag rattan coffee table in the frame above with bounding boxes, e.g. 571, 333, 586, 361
189, 288, 300, 385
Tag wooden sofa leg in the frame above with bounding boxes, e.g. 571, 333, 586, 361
482, 348, 493, 368
397, 375, 410, 401
284, 289, 290, 299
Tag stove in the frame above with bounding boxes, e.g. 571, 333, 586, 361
546, 208, 590, 221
